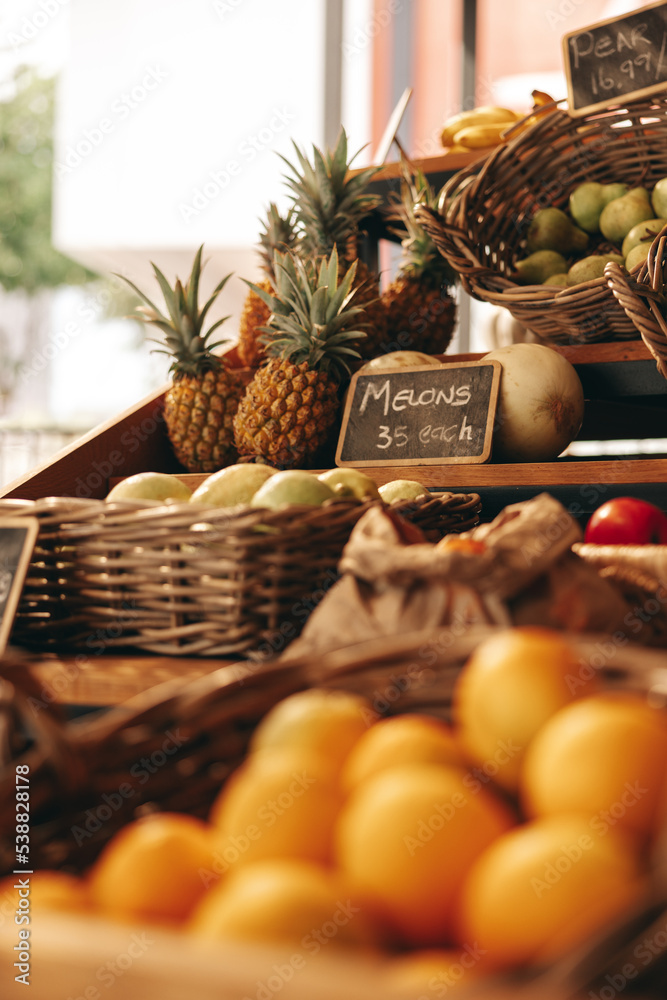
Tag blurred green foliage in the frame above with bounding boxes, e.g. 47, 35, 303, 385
0, 66, 97, 293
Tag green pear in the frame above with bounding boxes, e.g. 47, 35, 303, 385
544, 273, 569, 286
513, 249, 568, 285
599, 187, 653, 244
622, 218, 667, 257
625, 243, 650, 271
317, 468, 381, 500
250, 470, 336, 509
651, 177, 667, 218
568, 182, 628, 234
378, 480, 428, 503
526, 207, 589, 254
566, 254, 625, 286
106, 472, 192, 503
190, 463, 277, 508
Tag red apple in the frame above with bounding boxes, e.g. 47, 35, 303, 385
584, 496, 667, 545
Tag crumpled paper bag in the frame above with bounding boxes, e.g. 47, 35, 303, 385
283, 492, 632, 660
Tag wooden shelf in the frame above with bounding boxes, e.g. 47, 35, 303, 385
3, 341, 666, 520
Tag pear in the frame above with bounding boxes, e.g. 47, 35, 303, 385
317, 468, 381, 500
651, 177, 667, 218
622, 218, 667, 257
599, 187, 653, 244
625, 243, 650, 271
544, 273, 569, 287
568, 181, 628, 234
526, 207, 589, 255
512, 249, 568, 285
566, 254, 625, 286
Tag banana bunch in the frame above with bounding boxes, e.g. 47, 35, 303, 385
441, 92, 558, 152
440, 105, 522, 151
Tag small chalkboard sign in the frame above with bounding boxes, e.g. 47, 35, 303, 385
563, 1, 667, 117
336, 361, 500, 467
0, 518, 38, 657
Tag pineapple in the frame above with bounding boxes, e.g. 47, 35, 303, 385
119, 246, 248, 473
382, 163, 458, 356
279, 128, 388, 359
237, 202, 297, 369
233, 248, 365, 469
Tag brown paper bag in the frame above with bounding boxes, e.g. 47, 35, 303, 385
284, 493, 633, 660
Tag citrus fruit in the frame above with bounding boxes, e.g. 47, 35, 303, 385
189, 463, 277, 507
89, 812, 216, 925
249, 688, 375, 768
521, 692, 667, 843
340, 713, 466, 794
250, 470, 336, 508
334, 762, 514, 947
189, 858, 379, 950
106, 472, 192, 502
209, 748, 345, 869
457, 815, 645, 970
452, 627, 599, 793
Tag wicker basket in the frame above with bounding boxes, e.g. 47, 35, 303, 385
2, 492, 481, 659
416, 95, 667, 346
0, 628, 666, 999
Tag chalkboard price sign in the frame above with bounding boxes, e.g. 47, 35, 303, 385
0, 518, 38, 657
336, 361, 501, 468
563, 1, 667, 116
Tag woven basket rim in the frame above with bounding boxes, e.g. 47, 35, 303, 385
417, 95, 667, 349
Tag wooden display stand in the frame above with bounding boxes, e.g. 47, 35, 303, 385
2, 339, 665, 519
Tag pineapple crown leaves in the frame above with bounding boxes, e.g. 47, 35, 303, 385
243, 246, 366, 379
387, 158, 458, 287
257, 202, 297, 275
278, 127, 383, 259
114, 245, 233, 376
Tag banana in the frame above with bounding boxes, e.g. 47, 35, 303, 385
452, 121, 516, 149
440, 106, 521, 148
531, 89, 556, 107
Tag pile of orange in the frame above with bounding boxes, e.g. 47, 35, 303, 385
5, 627, 666, 995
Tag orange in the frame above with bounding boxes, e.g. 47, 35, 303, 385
189, 857, 380, 951
248, 688, 375, 772
340, 713, 466, 794
452, 627, 599, 792
457, 815, 645, 970
209, 747, 345, 870
89, 812, 217, 925
521, 692, 667, 843
383, 947, 488, 995
334, 762, 514, 947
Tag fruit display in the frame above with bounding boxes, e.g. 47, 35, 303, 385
382, 162, 458, 355
237, 202, 297, 369
118, 247, 250, 474
511, 176, 667, 286
481, 342, 585, 462
6, 628, 664, 991
439, 90, 555, 152
277, 128, 387, 361
583, 496, 667, 545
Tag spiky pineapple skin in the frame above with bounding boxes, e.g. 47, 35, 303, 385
233, 359, 340, 468
382, 275, 457, 355
346, 258, 389, 360
165, 367, 249, 473
237, 277, 272, 369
